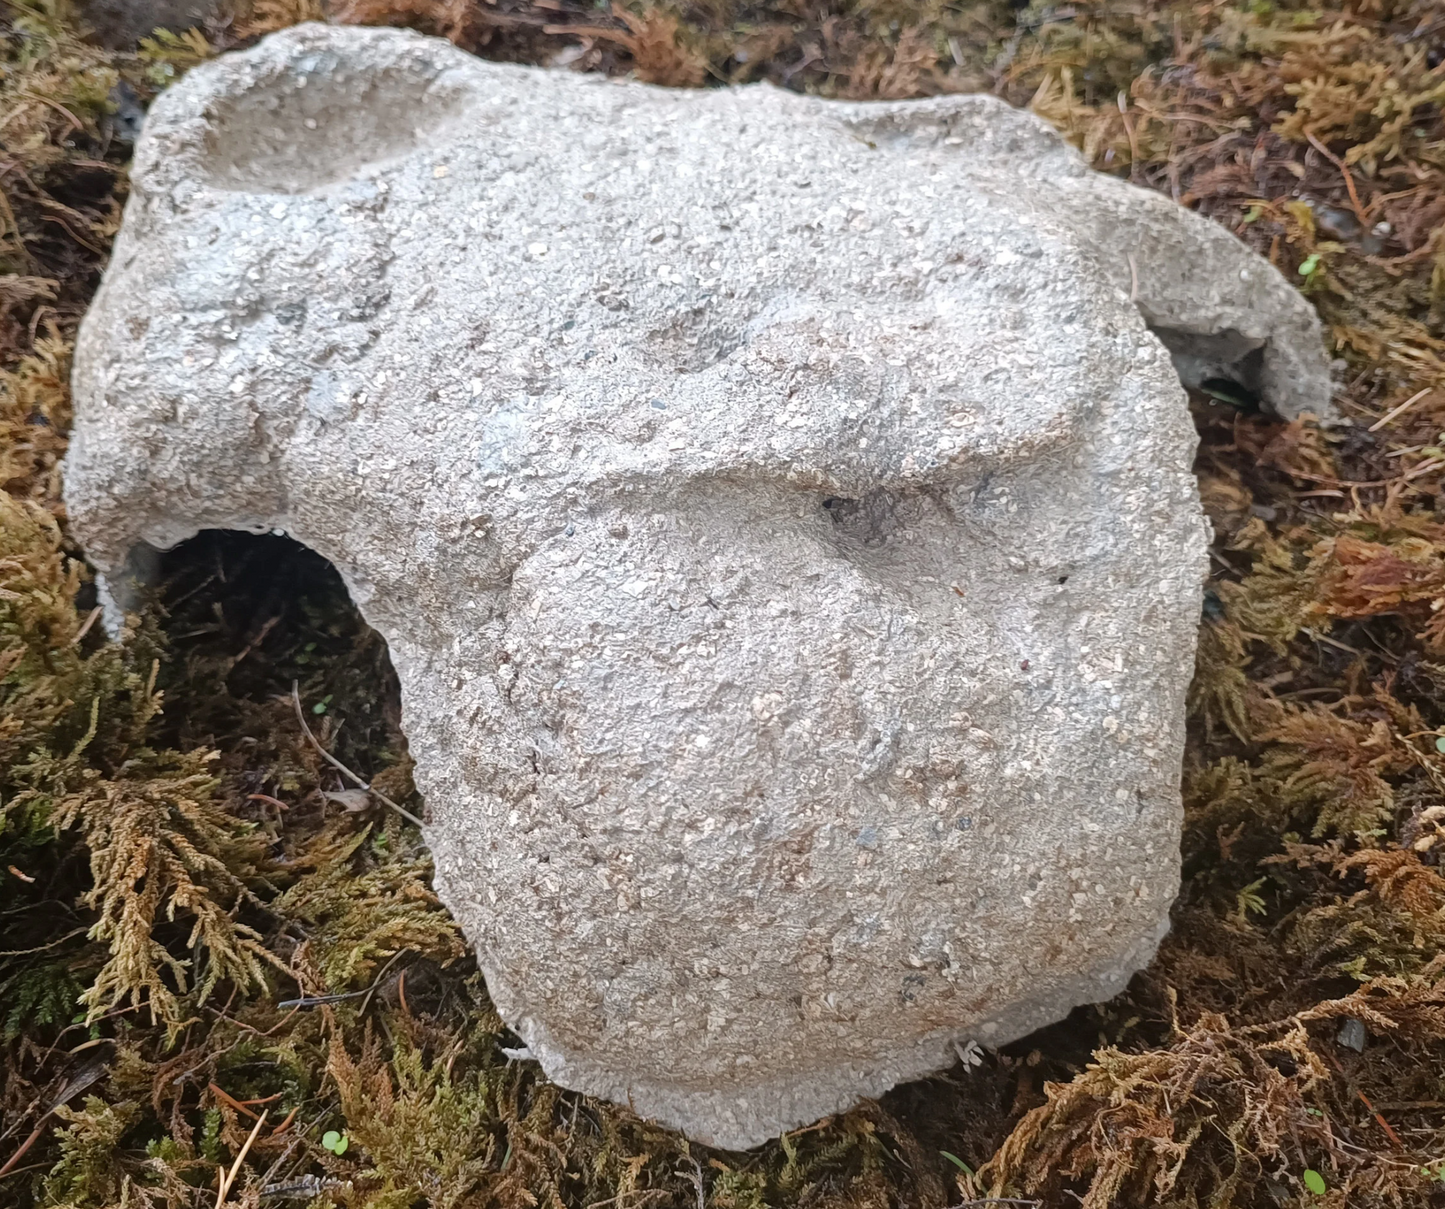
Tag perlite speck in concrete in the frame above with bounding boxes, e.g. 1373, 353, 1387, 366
64, 23, 1331, 1148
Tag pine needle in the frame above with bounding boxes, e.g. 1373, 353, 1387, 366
290, 682, 424, 828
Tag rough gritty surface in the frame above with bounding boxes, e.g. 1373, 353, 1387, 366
63, 23, 1331, 1148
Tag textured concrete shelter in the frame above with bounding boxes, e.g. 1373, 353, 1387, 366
63, 23, 1331, 1148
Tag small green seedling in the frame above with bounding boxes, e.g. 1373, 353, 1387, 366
1435, 736, 1445, 755
321, 1130, 349, 1156
1297, 253, 1323, 279
1303, 1168, 1328, 1195
940, 1151, 974, 1176
312, 694, 334, 716
1201, 381, 1255, 407
1242, 203, 1266, 224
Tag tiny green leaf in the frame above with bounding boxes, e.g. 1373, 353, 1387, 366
1303, 1168, 1327, 1195
1242, 203, 1265, 224
1202, 383, 1252, 407
333, 1134, 349, 1155
940, 1151, 974, 1175
322, 1130, 341, 1152
1298, 253, 1322, 277
1434, 736, 1445, 754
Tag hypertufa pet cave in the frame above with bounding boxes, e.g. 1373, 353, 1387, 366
63, 23, 1332, 1149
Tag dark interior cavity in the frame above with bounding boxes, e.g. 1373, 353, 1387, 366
1149, 325, 1267, 412
151, 530, 403, 772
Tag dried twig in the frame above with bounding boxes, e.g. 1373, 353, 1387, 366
208, 1082, 281, 1122
290, 682, 424, 827
68, 604, 101, 645
0, 926, 87, 957
216, 1108, 267, 1207
0, 1057, 110, 1178
1305, 131, 1367, 223
1368, 387, 1431, 432
230, 612, 282, 666
948, 1201, 1043, 1208
675, 1154, 705, 1209
0, 1124, 46, 1180
277, 947, 411, 1012
396, 968, 411, 1018
1325, 1051, 1404, 1151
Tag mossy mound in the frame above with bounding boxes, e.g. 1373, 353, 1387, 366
1, 2, 1443, 1206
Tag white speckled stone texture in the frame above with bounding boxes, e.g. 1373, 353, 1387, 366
63, 23, 1331, 1148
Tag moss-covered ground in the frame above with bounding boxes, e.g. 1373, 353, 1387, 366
2, 1, 1444, 1205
